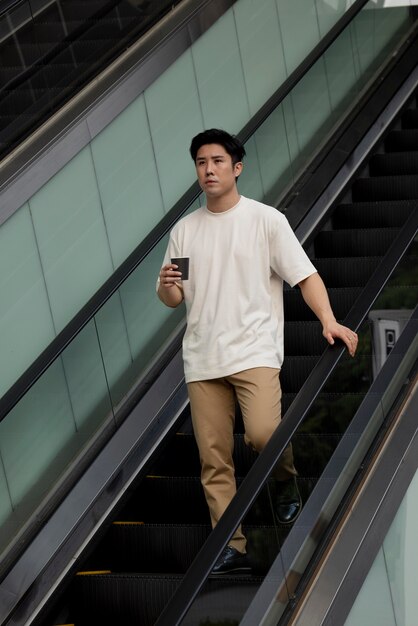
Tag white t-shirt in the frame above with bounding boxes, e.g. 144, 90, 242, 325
159, 196, 316, 383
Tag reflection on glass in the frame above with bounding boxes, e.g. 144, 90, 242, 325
345, 471, 418, 626
0, 320, 114, 558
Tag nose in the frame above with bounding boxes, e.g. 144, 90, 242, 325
205, 162, 214, 176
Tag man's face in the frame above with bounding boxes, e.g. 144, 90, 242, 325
195, 143, 242, 198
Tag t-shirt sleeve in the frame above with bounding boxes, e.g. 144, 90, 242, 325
269, 213, 317, 287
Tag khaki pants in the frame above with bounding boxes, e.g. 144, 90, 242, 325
187, 367, 296, 553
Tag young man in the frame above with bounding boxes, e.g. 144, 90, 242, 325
157, 129, 358, 575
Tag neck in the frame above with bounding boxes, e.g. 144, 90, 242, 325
206, 189, 241, 213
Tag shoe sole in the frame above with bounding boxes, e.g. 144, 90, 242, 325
210, 566, 252, 576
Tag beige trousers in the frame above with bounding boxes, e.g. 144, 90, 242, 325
187, 367, 296, 553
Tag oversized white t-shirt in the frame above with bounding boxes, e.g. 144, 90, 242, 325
159, 196, 316, 383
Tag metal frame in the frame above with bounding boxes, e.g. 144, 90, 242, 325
0, 347, 188, 625
288, 362, 418, 626
0, 0, 235, 224
0, 4, 416, 625
242, 309, 418, 626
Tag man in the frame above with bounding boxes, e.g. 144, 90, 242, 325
157, 129, 358, 575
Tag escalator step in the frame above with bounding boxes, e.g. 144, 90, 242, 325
149, 431, 342, 478
0, 42, 42, 67
284, 321, 327, 356
352, 175, 418, 201
71, 572, 262, 626
295, 392, 367, 434
0, 88, 51, 115
384, 129, 418, 152
369, 152, 418, 176
76, 18, 136, 42
332, 200, 414, 228
282, 352, 372, 396
402, 108, 418, 129
314, 228, 399, 257
120, 476, 310, 526
280, 356, 320, 392
0, 114, 39, 143
103, 523, 211, 573
312, 256, 381, 286
58, 0, 116, 22
88, 523, 288, 575
284, 287, 362, 321
125, 476, 210, 523
0, 66, 23, 88
159, 434, 255, 475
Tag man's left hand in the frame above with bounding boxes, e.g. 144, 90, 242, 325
322, 321, 358, 357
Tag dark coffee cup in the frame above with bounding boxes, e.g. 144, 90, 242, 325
171, 257, 189, 280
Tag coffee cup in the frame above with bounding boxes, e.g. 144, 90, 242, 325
171, 257, 189, 280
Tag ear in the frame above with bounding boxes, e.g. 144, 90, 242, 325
234, 161, 243, 178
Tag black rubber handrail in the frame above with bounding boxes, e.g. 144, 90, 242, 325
0, 0, 369, 423
154, 207, 418, 626
0, 0, 23, 17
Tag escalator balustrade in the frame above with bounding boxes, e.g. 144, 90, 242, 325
0, 0, 180, 158
43, 90, 418, 626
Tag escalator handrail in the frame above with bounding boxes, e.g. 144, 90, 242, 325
0, 0, 370, 423
154, 205, 418, 626
0, 0, 22, 17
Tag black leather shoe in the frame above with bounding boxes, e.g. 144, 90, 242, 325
211, 545, 251, 575
275, 477, 302, 524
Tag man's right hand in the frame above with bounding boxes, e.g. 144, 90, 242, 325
159, 263, 182, 288
157, 264, 184, 307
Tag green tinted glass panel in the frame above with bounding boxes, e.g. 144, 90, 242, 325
345, 471, 418, 626
0, 319, 113, 556
29, 147, 114, 332
144, 50, 203, 210
0, 204, 55, 397
276, 0, 320, 73
234, 0, 287, 115
91, 94, 166, 269
192, 8, 250, 131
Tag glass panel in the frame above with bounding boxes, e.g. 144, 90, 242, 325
233, 0, 286, 116
96, 198, 199, 409
0, 319, 114, 558
144, 50, 204, 210
324, 27, 359, 121
192, 8, 250, 132
239, 136, 265, 201
345, 470, 418, 626
29, 146, 114, 332
0, 204, 55, 397
276, 0, 320, 73
90, 94, 166, 269
253, 102, 295, 205
316, 0, 356, 36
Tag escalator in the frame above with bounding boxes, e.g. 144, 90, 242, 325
0, 3, 417, 626
0, 0, 182, 158
38, 83, 417, 626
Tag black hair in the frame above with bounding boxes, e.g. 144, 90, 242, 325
189, 128, 246, 165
